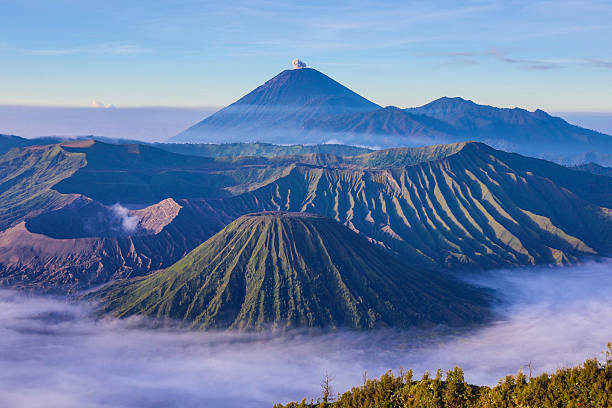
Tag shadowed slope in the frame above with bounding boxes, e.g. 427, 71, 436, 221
215, 142, 612, 269
570, 162, 612, 177
92, 212, 489, 330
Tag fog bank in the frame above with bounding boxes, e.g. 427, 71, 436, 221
0, 259, 611, 407
0, 105, 218, 142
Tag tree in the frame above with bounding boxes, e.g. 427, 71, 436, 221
321, 371, 335, 405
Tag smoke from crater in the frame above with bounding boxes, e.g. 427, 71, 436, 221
110, 203, 139, 233
292, 59, 307, 69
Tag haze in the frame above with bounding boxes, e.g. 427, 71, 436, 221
2, 105, 611, 143
1, 259, 610, 408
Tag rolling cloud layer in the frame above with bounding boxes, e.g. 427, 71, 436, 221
0, 259, 611, 407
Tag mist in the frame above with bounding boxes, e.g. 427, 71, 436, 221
110, 203, 139, 233
1, 259, 611, 408
0, 105, 218, 142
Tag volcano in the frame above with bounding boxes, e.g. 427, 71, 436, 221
91, 212, 490, 330
172, 67, 380, 143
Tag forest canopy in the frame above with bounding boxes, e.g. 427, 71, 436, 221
274, 343, 612, 408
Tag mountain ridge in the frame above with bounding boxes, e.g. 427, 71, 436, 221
1, 140, 611, 292
170, 69, 612, 164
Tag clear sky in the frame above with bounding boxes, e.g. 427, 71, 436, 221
1, 0, 611, 111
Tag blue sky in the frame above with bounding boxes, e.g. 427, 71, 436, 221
1, 0, 611, 111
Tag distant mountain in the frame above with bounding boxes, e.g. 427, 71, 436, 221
91, 212, 489, 330
569, 162, 612, 177
156, 142, 372, 158
406, 97, 612, 157
302, 106, 457, 147
171, 69, 612, 164
171, 67, 380, 143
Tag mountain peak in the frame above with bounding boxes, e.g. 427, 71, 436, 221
172, 67, 380, 143
232, 67, 378, 108
91, 211, 490, 330
414, 96, 478, 113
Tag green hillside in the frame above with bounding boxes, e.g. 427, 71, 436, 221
216, 142, 612, 269
0, 145, 85, 229
1, 140, 612, 293
92, 212, 489, 330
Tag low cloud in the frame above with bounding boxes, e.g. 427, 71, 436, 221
110, 203, 139, 232
91, 100, 116, 109
0, 259, 611, 407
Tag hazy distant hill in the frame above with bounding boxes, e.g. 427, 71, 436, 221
406, 97, 612, 157
170, 69, 612, 164
172, 68, 380, 143
569, 162, 612, 177
0, 134, 371, 159
91, 212, 489, 330
156, 142, 372, 158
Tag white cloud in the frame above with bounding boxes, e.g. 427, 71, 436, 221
0, 259, 610, 407
91, 100, 116, 109
110, 203, 138, 232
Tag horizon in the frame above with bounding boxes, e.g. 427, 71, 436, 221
2, 103, 612, 143
2, 66, 612, 142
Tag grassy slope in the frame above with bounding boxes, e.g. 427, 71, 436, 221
0, 145, 86, 229
93, 212, 489, 330
215, 142, 612, 269
1, 140, 611, 294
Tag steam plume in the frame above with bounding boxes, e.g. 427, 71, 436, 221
110, 203, 138, 232
292, 59, 307, 69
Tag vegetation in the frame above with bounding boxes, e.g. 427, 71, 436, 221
91, 212, 490, 330
0, 144, 85, 229
217, 142, 612, 269
274, 343, 612, 408
1, 139, 612, 293
157, 142, 372, 159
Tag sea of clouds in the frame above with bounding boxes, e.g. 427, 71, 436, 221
1, 259, 611, 408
